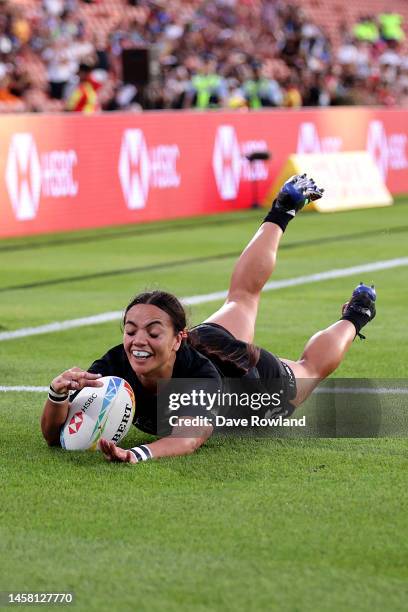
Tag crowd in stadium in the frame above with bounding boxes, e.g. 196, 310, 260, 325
0, 0, 407, 113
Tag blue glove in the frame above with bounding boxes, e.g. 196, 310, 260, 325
263, 173, 325, 232
275, 174, 325, 215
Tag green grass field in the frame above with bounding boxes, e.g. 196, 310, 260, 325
1, 200, 408, 611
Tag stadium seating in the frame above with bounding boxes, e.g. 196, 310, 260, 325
1, 0, 407, 112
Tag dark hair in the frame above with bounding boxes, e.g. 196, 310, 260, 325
123, 290, 186, 332
124, 290, 259, 375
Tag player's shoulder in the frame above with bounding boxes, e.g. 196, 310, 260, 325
98, 343, 127, 363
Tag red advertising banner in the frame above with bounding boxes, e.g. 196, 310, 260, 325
0, 107, 407, 238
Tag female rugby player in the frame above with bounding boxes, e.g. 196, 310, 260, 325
41, 175, 377, 463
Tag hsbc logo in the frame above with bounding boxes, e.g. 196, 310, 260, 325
366, 121, 388, 180
297, 122, 342, 154
5, 133, 78, 221
118, 129, 180, 210
5, 133, 41, 221
118, 129, 149, 209
366, 120, 408, 180
68, 412, 84, 435
212, 125, 269, 201
213, 126, 242, 200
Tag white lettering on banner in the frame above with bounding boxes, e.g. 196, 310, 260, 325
297, 122, 342, 154
241, 140, 269, 181
5, 133, 78, 221
118, 129, 180, 210
388, 134, 408, 170
366, 120, 408, 180
150, 145, 180, 188
41, 150, 78, 197
212, 125, 270, 201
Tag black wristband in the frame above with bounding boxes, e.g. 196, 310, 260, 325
263, 201, 293, 233
48, 385, 69, 403
340, 314, 367, 340
129, 445, 153, 462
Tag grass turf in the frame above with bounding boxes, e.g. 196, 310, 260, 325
1, 201, 408, 611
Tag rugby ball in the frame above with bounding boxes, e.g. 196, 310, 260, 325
60, 376, 135, 451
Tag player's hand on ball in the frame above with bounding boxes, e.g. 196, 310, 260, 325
51, 367, 103, 395
99, 438, 137, 464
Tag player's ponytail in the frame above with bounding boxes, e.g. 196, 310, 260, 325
187, 326, 260, 376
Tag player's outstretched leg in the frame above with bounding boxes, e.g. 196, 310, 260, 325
282, 283, 377, 406
205, 175, 324, 343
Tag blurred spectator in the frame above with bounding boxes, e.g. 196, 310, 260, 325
93, 33, 110, 74
302, 71, 330, 107
43, 38, 78, 99
11, 6, 32, 47
0, 68, 25, 112
104, 82, 139, 111
184, 57, 228, 109
283, 77, 302, 107
161, 65, 190, 109
43, 0, 65, 18
242, 64, 283, 109
379, 12, 405, 43
66, 62, 100, 112
353, 16, 379, 44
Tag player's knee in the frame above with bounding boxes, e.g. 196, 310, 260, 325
296, 357, 328, 380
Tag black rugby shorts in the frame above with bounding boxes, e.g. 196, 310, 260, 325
192, 322, 297, 415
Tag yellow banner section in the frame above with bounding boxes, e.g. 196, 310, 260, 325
264, 152, 393, 212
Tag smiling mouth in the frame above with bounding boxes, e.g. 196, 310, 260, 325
132, 350, 153, 360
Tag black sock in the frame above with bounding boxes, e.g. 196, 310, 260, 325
263, 200, 293, 233
340, 311, 370, 336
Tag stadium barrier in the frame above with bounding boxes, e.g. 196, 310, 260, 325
0, 107, 407, 238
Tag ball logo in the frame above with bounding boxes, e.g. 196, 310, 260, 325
5, 133, 42, 221
212, 125, 242, 200
68, 411, 84, 435
118, 129, 150, 210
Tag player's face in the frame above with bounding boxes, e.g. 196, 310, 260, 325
123, 304, 183, 379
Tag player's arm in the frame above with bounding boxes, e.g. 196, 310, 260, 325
100, 420, 214, 464
41, 367, 103, 446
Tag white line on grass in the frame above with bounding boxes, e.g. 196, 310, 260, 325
0, 386, 49, 392
1, 256, 407, 343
